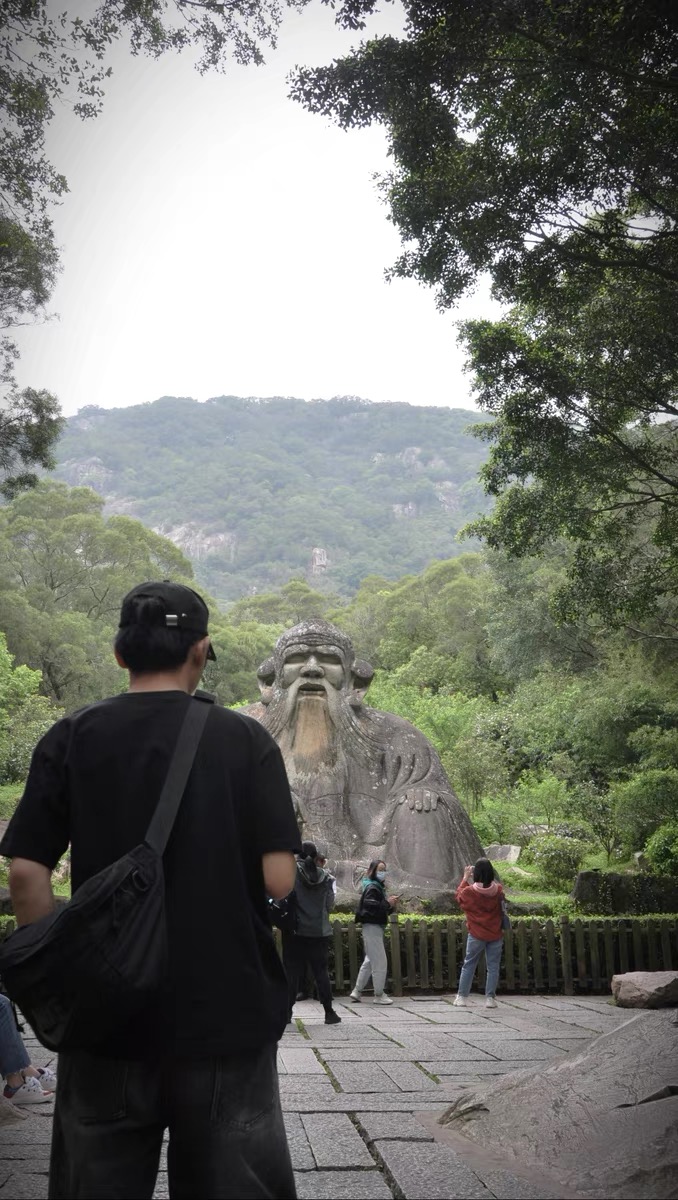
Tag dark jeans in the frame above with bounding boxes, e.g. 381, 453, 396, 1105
49, 1043, 296, 1200
282, 934, 333, 1016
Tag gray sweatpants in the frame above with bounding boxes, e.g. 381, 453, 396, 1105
355, 923, 388, 995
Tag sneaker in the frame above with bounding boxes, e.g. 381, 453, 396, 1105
453, 995, 469, 1008
485, 996, 498, 1009
373, 994, 394, 1005
324, 1009, 342, 1025
4, 1076, 53, 1106
37, 1068, 57, 1092
349, 989, 362, 1002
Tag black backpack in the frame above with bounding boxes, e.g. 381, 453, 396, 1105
355, 881, 388, 925
0, 695, 212, 1053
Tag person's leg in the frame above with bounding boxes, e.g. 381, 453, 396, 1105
166, 1043, 296, 1200
353, 928, 374, 996
457, 935, 485, 997
0, 994, 30, 1082
281, 932, 301, 1021
485, 938, 503, 998
363, 925, 388, 996
304, 938, 338, 1019
48, 1051, 164, 1199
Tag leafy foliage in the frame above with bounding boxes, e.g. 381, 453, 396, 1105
644, 822, 678, 878
526, 834, 588, 891
291, 0, 678, 636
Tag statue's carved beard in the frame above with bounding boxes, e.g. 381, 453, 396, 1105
262, 680, 379, 775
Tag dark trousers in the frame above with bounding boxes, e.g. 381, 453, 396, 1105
48, 1043, 296, 1200
282, 934, 333, 1016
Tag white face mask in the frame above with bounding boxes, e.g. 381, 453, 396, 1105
376, 871, 386, 882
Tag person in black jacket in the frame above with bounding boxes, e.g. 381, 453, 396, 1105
283, 842, 342, 1026
350, 859, 398, 1005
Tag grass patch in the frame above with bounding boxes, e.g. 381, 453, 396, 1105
0, 783, 22, 820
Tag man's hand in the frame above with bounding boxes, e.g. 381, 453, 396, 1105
9, 859, 55, 926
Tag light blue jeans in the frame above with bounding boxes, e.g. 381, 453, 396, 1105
458, 934, 503, 998
0, 993, 29, 1078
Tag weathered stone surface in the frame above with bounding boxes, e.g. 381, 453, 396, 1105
301, 1113, 374, 1168
328, 1062, 401, 1093
571, 869, 678, 914
278, 1048, 326, 1074
611, 970, 678, 1008
485, 844, 521, 864
0, 1174, 48, 1199
376, 1139, 489, 1199
283, 1113, 316, 1170
440, 1009, 678, 1199
242, 619, 483, 894
294, 1170, 392, 1199
378, 1061, 440, 1090
357, 1112, 434, 1142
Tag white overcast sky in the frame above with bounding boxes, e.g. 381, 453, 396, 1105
17, 2, 499, 417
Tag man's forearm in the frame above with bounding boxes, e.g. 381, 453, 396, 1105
9, 859, 56, 926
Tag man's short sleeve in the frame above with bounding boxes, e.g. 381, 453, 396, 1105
252, 739, 301, 856
0, 719, 70, 869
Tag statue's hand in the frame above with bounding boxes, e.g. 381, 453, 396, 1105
397, 788, 440, 813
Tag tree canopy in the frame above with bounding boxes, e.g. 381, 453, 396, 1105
292, 0, 678, 635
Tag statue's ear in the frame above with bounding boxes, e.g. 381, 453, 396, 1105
350, 658, 374, 705
257, 656, 276, 705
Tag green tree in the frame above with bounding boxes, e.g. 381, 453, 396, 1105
0, 631, 61, 782
292, 1, 678, 634
0, 481, 195, 707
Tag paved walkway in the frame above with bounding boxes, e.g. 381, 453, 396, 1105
1, 993, 633, 1199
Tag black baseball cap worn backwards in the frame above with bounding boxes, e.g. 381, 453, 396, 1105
119, 581, 217, 661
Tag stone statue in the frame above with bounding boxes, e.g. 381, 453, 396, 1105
244, 619, 483, 899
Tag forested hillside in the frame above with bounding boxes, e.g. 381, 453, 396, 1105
53, 395, 491, 601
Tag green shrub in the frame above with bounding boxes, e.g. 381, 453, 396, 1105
644, 821, 678, 877
527, 834, 588, 890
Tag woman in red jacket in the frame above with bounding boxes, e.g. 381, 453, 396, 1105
454, 858, 505, 1009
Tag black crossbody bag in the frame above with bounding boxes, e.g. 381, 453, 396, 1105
0, 694, 212, 1053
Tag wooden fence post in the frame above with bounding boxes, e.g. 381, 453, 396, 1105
545, 920, 558, 991
432, 922, 444, 990
333, 920, 345, 993
560, 917, 574, 996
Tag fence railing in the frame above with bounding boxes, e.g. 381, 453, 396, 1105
276, 915, 678, 996
2, 913, 677, 997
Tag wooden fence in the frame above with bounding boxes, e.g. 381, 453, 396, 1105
276, 915, 678, 996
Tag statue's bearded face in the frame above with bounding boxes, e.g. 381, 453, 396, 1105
281, 645, 346, 695
268, 643, 347, 773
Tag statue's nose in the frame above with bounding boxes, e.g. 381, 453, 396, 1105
301, 657, 323, 677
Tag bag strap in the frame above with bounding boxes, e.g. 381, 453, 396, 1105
144, 695, 213, 855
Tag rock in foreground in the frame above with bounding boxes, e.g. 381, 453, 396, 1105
440, 1010, 678, 1199
612, 970, 678, 1008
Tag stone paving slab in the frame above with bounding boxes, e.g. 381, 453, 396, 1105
378, 1061, 440, 1091
301, 1113, 374, 1168
327, 1062, 402, 1093
279, 1048, 326, 1074
419, 1061, 542, 1077
451, 1037, 564, 1059
294, 1169, 392, 1199
283, 1113, 316, 1171
356, 1112, 435, 1142
376, 1139, 490, 1199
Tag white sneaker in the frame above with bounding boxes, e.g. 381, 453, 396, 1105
37, 1067, 57, 1092
485, 996, 498, 1010
453, 995, 469, 1008
373, 994, 394, 1005
6, 1076, 53, 1106
350, 989, 362, 1002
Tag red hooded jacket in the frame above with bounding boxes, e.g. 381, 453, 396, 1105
455, 878, 505, 942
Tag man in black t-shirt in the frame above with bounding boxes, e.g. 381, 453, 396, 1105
0, 581, 301, 1200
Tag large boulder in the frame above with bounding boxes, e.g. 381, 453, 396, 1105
440, 1009, 678, 1199
485, 843, 521, 863
612, 971, 678, 1008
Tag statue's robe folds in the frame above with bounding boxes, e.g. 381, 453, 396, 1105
244, 700, 483, 893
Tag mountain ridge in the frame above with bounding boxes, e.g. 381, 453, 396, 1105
53, 394, 492, 601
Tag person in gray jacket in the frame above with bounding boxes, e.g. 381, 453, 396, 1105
283, 842, 342, 1025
